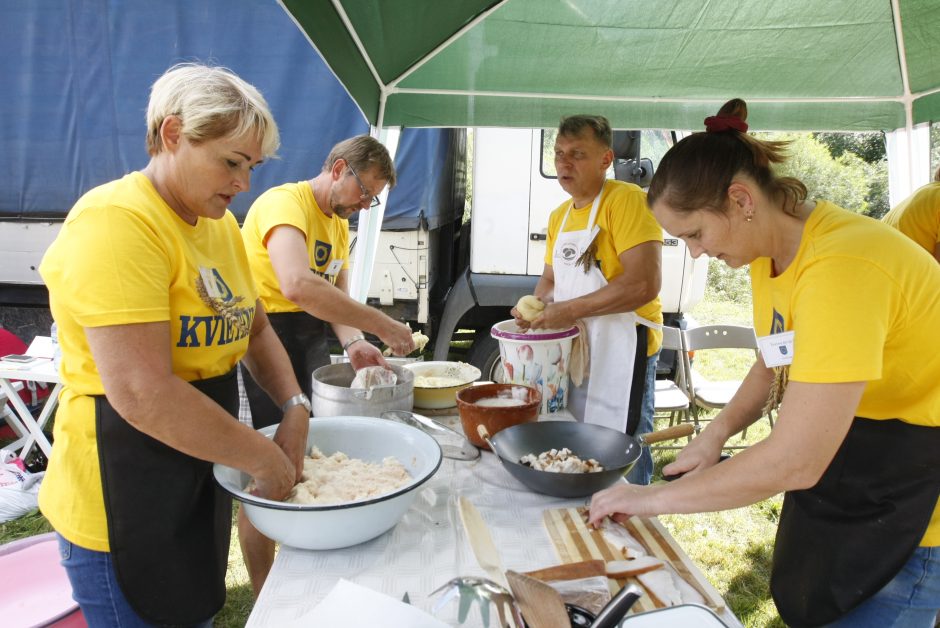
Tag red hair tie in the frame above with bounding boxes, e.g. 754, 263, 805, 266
704, 114, 748, 133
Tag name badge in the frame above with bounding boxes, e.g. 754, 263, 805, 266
198, 266, 222, 298
757, 330, 795, 367
325, 259, 344, 276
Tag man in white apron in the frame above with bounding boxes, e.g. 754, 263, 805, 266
514, 115, 664, 484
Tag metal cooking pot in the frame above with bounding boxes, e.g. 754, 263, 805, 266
479, 422, 694, 498
311, 363, 414, 418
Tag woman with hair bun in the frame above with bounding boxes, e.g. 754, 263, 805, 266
588, 99, 940, 627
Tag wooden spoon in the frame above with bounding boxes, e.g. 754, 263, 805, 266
506, 570, 570, 628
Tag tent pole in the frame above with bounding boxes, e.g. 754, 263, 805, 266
349, 119, 400, 304
886, 0, 930, 206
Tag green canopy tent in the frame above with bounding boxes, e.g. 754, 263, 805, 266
282, 0, 940, 132
278, 0, 940, 295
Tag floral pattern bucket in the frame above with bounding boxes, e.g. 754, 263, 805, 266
490, 320, 580, 415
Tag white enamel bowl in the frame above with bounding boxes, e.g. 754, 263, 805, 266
213, 416, 442, 550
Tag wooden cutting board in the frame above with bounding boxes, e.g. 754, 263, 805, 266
542, 507, 725, 614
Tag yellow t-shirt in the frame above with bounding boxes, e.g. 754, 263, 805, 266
882, 181, 940, 256
751, 201, 940, 546
38, 171, 258, 552
241, 181, 350, 313
544, 180, 664, 355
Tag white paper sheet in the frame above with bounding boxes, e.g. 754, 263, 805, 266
281, 579, 449, 628
25, 336, 54, 359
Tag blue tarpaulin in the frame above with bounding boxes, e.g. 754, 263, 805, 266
1, 0, 461, 231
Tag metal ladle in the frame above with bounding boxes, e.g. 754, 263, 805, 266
382, 410, 480, 461
430, 576, 524, 627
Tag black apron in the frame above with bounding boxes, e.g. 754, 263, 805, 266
96, 369, 238, 626
771, 416, 940, 627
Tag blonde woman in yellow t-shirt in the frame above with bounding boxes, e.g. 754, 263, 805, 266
38, 64, 308, 626
588, 99, 940, 628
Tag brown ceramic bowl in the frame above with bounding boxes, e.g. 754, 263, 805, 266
456, 383, 541, 449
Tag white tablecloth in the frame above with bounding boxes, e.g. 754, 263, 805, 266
247, 438, 743, 627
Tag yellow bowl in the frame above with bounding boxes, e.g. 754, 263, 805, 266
403, 361, 482, 409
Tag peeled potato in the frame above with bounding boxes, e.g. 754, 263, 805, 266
412, 331, 429, 352
382, 329, 430, 356
515, 294, 545, 322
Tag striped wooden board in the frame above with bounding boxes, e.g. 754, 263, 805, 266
543, 507, 725, 613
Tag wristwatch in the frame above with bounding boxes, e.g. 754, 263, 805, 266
280, 393, 311, 414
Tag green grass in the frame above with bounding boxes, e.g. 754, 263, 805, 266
1, 290, 785, 627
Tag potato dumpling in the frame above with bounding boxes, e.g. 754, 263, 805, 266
515, 294, 545, 321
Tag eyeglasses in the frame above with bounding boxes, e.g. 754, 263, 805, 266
346, 163, 381, 208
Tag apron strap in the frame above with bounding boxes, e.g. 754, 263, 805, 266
634, 315, 662, 331
626, 326, 648, 436
560, 182, 605, 234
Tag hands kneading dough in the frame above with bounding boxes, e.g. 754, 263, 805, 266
515, 295, 545, 322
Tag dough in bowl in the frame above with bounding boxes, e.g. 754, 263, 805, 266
285, 447, 411, 505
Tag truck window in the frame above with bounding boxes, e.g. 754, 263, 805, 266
539, 129, 675, 178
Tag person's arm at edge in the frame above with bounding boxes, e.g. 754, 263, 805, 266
239, 302, 309, 479
331, 270, 410, 365
589, 378, 864, 525
268, 227, 413, 356
266, 225, 389, 334
85, 321, 295, 500
329, 269, 376, 350
534, 264, 555, 302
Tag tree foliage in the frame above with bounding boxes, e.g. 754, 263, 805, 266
762, 133, 875, 214
706, 131, 894, 304
932, 124, 940, 180
814, 132, 886, 163
813, 131, 890, 218
705, 258, 752, 305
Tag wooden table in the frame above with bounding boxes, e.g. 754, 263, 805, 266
247, 411, 741, 627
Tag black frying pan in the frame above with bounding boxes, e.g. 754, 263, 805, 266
478, 422, 694, 498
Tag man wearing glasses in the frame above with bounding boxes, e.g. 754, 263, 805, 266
239, 135, 416, 593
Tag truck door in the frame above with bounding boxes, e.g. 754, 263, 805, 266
470, 128, 533, 275
526, 130, 570, 275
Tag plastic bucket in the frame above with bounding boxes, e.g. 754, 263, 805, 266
490, 320, 580, 415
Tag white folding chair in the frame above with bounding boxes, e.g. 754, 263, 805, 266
1, 381, 28, 450
681, 324, 774, 441
653, 325, 691, 428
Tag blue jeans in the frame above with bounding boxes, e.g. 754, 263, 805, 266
57, 533, 214, 628
822, 545, 940, 628
625, 350, 660, 485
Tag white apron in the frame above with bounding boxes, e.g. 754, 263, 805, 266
553, 185, 657, 432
